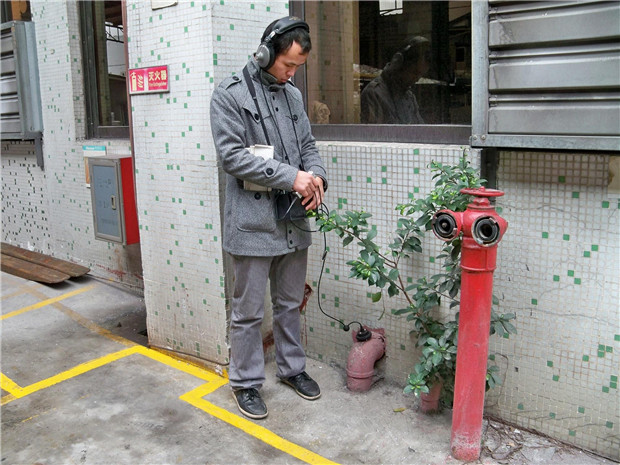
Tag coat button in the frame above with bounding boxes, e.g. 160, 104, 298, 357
266, 168, 274, 175
254, 113, 260, 121
232, 76, 240, 81
293, 115, 298, 121
254, 193, 261, 200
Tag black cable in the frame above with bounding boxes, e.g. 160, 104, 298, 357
313, 203, 366, 334
257, 72, 365, 335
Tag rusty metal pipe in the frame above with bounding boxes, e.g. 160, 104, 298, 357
346, 327, 386, 392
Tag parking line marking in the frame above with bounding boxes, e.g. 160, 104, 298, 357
1, 284, 96, 320
180, 386, 339, 465
1, 295, 340, 465
1, 373, 25, 399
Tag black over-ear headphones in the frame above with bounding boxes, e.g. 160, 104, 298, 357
256, 16, 309, 70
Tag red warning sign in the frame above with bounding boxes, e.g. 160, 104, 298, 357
128, 65, 169, 94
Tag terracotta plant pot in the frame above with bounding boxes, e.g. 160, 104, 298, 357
420, 382, 442, 414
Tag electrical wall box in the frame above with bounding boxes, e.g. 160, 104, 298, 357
1, 21, 43, 139
88, 155, 140, 245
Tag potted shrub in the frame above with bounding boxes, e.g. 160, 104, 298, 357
314, 153, 516, 411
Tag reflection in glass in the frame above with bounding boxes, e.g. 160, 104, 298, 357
304, 1, 471, 125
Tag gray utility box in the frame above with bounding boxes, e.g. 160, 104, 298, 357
88, 155, 140, 245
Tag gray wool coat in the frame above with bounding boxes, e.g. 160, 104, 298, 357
210, 58, 327, 257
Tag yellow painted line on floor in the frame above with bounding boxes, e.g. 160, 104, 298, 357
1, 308, 338, 465
1, 373, 25, 399
1, 347, 138, 405
180, 386, 339, 465
1, 284, 96, 320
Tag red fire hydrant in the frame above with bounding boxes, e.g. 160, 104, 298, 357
432, 187, 508, 462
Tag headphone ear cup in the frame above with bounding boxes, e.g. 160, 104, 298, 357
256, 43, 272, 69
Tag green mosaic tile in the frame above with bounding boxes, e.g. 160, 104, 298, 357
552, 375, 559, 382
583, 355, 589, 362
382, 178, 387, 184
606, 421, 614, 429
553, 275, 560, 281
610, 382, 617, 389
603, 386, 610, 393
400, 344, 406, 350
568, 270, 574, 277
413, 149, 419, 155
602, 201, 610, 208
547, 360, 553, 367
414, 168, 420, 174
584, 251, 591, 257
332, 157, 337, 163
563, 234, 570, 241
558, 176, 565, 183
591, 244, 598, 251
531, 299, 538, 305
606, 346, 613, 353
366, 177, 372, 183
549, 412, 556, 419
569, 430, 576, 437
578, 406, 585, 413
542, 232, 549, 239
572, 192, 580, 198
615, 334, 620, 341
346, 175, 352, 181
574, 278, 581, 285
518, 403, 524, 410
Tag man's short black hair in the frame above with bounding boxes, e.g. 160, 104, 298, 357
261, 18, 312, 57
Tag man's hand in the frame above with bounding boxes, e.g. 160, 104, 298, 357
293, 171, 324, 210
301, 175, 324, 211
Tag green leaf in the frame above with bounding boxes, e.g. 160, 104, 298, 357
393, 307, 412, 315
371, 291, 382, 303
342, 235, 354, 247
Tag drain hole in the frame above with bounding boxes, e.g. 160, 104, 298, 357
138, 329, 148, 337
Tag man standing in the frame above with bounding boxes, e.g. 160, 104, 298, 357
210, 17, 327, 420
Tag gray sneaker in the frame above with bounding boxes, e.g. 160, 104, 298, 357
232, 388, 268, 419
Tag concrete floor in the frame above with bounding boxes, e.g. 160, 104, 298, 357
1, 271, 615, 465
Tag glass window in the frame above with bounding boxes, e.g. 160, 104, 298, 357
1, 1, 32, 22
79, 0, 128, 139
293, 1, 471, 143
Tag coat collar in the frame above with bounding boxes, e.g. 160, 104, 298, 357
247, 57, 287, 92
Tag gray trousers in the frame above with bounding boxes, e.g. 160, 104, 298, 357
228, 249, 308, 390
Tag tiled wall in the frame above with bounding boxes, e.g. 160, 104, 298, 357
124, 1, 288, 369
1, 2, 142, 291
306, 144, 618, 459
488, 152, 619, 457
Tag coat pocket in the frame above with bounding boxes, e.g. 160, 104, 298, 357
235, 190, 277, 233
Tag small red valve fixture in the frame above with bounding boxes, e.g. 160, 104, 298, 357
432, 187, 508, 461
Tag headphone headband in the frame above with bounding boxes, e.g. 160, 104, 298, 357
256, 16, 310, 69
262, 16, 309, 44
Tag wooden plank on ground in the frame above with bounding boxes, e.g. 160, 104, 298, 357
1, 243, 90, 278
1, 253, 71, 284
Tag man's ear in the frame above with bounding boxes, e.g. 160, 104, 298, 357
391, 51, 404, 70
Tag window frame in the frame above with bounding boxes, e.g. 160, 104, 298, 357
290, 1, 471, 145
78, 0, 129, 140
